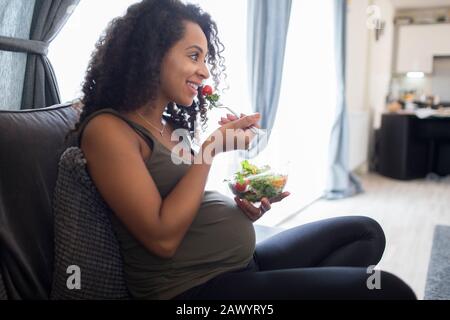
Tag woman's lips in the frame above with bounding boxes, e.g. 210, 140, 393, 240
186, 82, 198, 96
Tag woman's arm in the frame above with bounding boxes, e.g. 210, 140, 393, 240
81, 115, 173, 258
157, 149, 213, 256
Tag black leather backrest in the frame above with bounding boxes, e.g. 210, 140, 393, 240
0, 103, 80, 299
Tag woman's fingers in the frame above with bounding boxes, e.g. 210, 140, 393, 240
235, 197, 260, 221
218, 117, 228, 125
260, 198, 272, 211
240, 113, 261, 129
231, 114, 261, 130
234, 197, 251, 219
240, 198, 260, 215
218, 113, 262, 151
269, 191, 291, 203
233, 189, 289, 222
235, 197, 272, 221
218, 114, 238, 125
219, 113, 261, 130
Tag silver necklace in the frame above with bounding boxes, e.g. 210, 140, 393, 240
136, 111, 167, 136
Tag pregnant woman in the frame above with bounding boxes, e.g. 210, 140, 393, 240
67, 0, 415, 300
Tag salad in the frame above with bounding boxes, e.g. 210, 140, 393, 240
226, 160, 288, 203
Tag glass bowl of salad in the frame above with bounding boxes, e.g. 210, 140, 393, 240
226, 160, 289, 203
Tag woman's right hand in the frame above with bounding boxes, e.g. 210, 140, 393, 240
202, 113, 261, 157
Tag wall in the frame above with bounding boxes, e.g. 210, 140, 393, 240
346, 0, 395, 123
346, 0, 395, 171
348, 110, 371, 171
367, 0, 395, 129
346, 0, 370, 113
346, 0, 372, 171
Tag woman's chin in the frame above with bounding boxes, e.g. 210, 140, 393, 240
176, 98, 195, 107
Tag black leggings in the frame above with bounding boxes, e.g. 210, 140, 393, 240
173, 216, 416, 300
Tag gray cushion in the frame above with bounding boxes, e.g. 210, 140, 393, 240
50, 147, 130, 299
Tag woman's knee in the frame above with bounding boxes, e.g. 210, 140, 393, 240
354, 216, 386, 252
374, 271, 417, 300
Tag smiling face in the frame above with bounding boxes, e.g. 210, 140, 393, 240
159, 21, 210, 107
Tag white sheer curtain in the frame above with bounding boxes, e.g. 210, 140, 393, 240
248, 0, 337, 226
49, 0, 140, 102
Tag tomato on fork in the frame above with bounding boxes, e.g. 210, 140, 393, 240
201, 85, 213, 96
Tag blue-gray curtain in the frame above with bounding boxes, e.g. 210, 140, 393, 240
0, 0, 79, 110
21, 0, 80, 109
247, 0, 292, 141
0, 0, 36, 110
325, 0, 362, 200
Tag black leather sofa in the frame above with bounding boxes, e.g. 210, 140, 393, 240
0, 103, 79, 299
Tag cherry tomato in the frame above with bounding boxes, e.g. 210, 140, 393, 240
201, 85, 213, 96
234, 180, 248, 193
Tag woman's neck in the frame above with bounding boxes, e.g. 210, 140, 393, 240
138, 99, 169, 123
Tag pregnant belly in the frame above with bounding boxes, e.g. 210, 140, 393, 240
173, 191, 256, 265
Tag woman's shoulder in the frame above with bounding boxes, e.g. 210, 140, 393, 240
80, 112, 144, 161
82, 112, 140, 145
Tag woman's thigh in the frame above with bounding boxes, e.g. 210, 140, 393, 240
175, 267, 416, 300
255, 216, 386, 270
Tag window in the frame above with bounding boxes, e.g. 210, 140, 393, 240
253, 0, 336, 225
49, 0, 140, 102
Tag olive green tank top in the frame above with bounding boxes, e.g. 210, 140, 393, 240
77, 108, 255, 300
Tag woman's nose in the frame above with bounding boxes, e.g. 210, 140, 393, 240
199, 61, 210, 80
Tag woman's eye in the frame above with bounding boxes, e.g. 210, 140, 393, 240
190, 54, 199, 62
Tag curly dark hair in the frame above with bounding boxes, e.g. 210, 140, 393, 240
69, 0, 225, 141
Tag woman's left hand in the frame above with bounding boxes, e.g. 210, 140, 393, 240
234, 192, 291, 222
